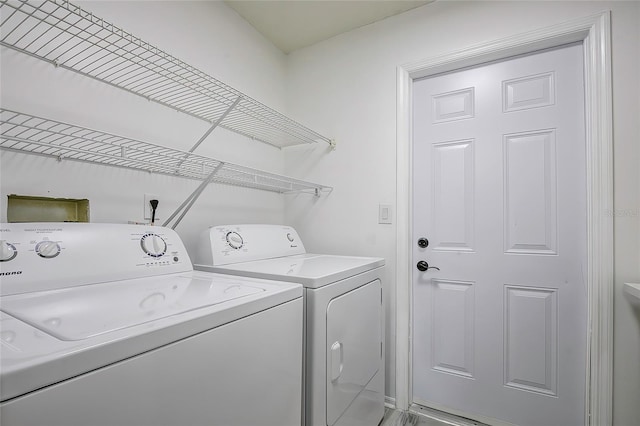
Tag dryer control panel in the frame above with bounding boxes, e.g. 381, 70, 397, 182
196, 224, 306, 266
0, 223, 192, 296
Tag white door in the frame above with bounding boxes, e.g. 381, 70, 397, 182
412, 44, 587, 426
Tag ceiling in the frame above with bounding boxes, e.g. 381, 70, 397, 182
224, 0, 433, 54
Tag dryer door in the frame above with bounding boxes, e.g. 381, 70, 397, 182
326, 279, 382, 426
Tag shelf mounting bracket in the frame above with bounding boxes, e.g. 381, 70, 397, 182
163, 95, 242, 228
187, 95, 241, 154
174, 95, 242, 171
162, 162, 225, 229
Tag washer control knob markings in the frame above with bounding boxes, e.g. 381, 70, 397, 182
0, 240, 17, 262
226, 232, 243, 249
35, 241, 61, 259
286, 233, 294, 242
140, 233, 167, 258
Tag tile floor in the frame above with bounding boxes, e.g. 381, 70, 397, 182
380, 406, 486, 426
381, 408, 449, 426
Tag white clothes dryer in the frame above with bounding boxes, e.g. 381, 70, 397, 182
195, 224, 385, 426
0, 223, 303, 426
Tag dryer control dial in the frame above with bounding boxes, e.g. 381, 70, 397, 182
36, 241, 61, 258
0, 240, 17, 262
226, 232, 243, 250
141, 233, 167, 258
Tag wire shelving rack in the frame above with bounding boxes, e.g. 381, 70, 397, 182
0, 0, 333, 149
0, 109, 332, 195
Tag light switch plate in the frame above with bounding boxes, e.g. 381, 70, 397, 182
378, 204, 392, 224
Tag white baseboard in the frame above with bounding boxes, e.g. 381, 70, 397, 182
385, 396, 396, 409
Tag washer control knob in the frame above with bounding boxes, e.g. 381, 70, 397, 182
226, 232, 243, 250
141, 233, 167, 258
286, 233, 294, 242
0, 241, 17, 262
36, 241, 61, 259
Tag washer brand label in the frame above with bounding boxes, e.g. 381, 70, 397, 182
0, 271, 22, 276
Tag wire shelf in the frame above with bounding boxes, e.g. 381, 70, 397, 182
0, 0, 332, 148
0, 109, 332, 194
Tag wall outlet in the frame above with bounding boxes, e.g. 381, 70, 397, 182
144, 194, 160, 221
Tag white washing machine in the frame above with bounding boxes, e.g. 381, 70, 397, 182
195, 224, 385, 426
0, 223, 303, 426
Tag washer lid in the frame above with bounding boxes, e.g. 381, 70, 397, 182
0, 271, 302, 402
195, 254, 385, 289
1, 274, 265, 341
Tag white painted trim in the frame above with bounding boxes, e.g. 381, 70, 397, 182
385, 395, 397, 409
395, 12, 613, 425
394, 64, 412, 412
581, 12, 614, 426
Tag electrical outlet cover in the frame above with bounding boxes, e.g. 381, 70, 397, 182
144, 193, 160, 221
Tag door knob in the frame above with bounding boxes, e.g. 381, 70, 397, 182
417, 238, 429, 248
417, 260, 440, 271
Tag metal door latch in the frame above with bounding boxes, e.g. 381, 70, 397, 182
417, 260, 440, 271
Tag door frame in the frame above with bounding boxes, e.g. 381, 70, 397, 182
395, 12, 613, 425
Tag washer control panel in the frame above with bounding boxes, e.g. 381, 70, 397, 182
0, 223, 192, 296
196, 224, 306, 266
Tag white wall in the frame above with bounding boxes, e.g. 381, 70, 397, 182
0, 0, 290, 255
284, 1, 640, 424
2, 1, 638, 422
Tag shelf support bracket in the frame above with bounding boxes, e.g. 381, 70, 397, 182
162, 162, 224, 230
188, 95, 241, 154
174, 96, 241, 171
163, 96, 241, 228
